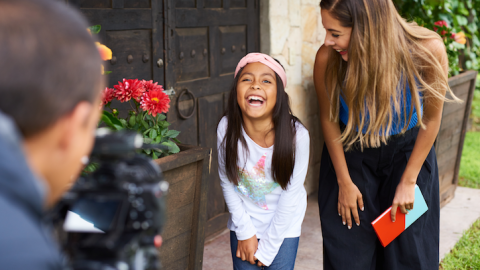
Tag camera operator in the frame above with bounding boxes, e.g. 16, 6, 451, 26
0, 0, 104, 269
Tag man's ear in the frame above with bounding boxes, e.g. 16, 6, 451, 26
58, 101, 94, 149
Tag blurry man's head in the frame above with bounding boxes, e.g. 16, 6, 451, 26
0, 0, 105, 206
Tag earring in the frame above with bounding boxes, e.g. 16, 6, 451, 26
81, 156, 89, 165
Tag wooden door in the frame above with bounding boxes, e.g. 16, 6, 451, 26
65, 0, 165, 101
164, 0, 260, 238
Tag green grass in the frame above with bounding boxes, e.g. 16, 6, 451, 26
458, 90, 480, 189
458, 132, 480, 189
469, 90, 480, 132
440, 219, 480, 270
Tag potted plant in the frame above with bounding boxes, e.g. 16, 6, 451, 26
100, 78, 210, 270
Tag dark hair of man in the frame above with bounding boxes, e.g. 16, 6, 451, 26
0, 0, 104, 138
220, 67, 299, 190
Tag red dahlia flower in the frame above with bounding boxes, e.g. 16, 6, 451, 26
142, 80, 164, 93
141, 89, 170, 117
114, 79, 145, 102
102, 87, 115, 105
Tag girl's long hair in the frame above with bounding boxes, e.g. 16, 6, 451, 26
320, 0, 460, 150
220, 67, 299, 190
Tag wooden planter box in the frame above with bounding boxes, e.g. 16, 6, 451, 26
435, 70, 478, 207
154, 144, 211, 270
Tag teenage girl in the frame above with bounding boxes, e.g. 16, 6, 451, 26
314, 0, 459, 269
217, 53, 310, 269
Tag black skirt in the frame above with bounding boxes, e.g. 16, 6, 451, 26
318, 127, 440, 270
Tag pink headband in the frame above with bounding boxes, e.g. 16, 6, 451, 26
234, 53, 287, 88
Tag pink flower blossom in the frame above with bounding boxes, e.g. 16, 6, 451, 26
101, 87, 115, 105
433, 20, 449, 36
114, 79, 144, 102
140, 89, 170, 117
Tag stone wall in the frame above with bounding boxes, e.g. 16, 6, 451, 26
260, 0, 326, 195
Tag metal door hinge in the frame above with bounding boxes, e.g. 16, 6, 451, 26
163, 87, 176, 96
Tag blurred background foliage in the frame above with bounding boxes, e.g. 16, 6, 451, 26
393, 0, 480, 78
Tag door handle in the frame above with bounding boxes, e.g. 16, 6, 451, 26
176, 89, 196, 120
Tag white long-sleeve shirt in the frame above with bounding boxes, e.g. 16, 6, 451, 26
217, 116, 310, 266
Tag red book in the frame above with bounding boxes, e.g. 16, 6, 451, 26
371, 206, 406, 247
371, 185, 428, 247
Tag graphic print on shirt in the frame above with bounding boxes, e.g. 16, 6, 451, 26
235, 153, 280, 210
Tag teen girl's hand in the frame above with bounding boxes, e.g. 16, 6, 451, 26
391, 180, 416, 221
254, 256, 266, 267
236, 235, 258, 264
338, 180, 364, 229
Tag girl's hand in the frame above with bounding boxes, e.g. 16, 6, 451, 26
391, 180, 416, 221
338, 180, 364, 229
236, 235, 258, 264
254, 256, 266, 267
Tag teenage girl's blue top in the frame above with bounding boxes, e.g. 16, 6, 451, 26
339, 81, 423, 136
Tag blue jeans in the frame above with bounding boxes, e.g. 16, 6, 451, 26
230, 231, 299, 270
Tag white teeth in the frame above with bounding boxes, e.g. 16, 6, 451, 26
248, 96, 264, 101
336, 49, 343, 52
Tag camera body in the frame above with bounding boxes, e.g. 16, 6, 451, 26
54, 129, 168, 270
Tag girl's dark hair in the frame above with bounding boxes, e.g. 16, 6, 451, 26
220, 65, 299, 190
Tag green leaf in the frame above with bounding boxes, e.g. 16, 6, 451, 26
101, 111, 124, 131
88, 25, 101, 34
129, 115, 136, 126
169, 141, 180, 154
161, 140, 180, 154
150, 129, 158, 139
152, 151, 158, 160
157, 114, 167, 121
104, 71, 112, 75
119, 119, 128, 127
141, 119, 149, 129
155, 135, 162, 143
159, 121, 170, 128
454, 15, 468, 26
164, 129, 181, 139
457, 2, 470, 16
144, 149, 151, 155
143, 128, 152, 135
172, 138, 181, 144
452, 42, 465, 49
143, 138, 153, 144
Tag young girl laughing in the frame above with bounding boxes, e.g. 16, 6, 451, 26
217, 53, 310, 269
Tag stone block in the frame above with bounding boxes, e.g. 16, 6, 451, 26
269, 0, 288, 17
283, 54, 302, 86
317, 6, 326, 42
288, 27, 302, 55
270, 16, 290, 55
305, 162, 320, 195
289, 0, 301, 27
281, 41, 289, 64
301, 42, 319, 83
302, 0, 321, 6
302, 6, 318, 44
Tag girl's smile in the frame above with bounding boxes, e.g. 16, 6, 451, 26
237, 62, 277, 121
246, 95, 265, 107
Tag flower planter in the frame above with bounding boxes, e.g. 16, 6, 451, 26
155, 144, 211, 270
435, 70, 478, 207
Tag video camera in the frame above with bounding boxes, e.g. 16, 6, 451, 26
52, 129, 169, 270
